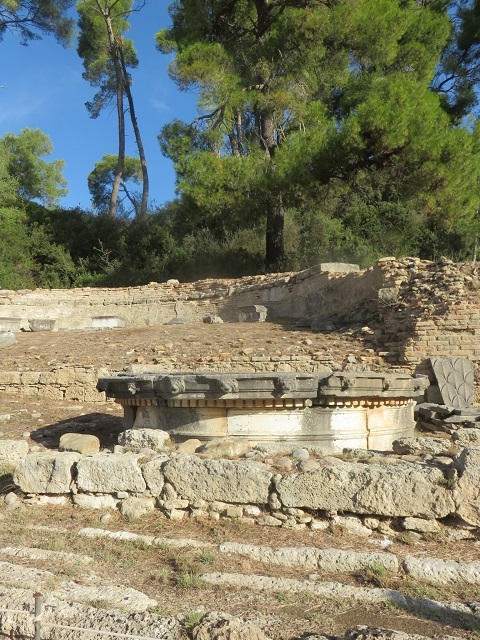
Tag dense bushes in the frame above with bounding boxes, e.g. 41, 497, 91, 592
0, 199, 477, 291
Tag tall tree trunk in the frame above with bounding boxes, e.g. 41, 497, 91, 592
104, 9, 124, 218
265, 193, 285, 272
261, 109, 285, 272
120, 46, 149, 219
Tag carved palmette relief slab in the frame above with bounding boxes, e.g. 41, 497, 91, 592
429, 357, 475, 408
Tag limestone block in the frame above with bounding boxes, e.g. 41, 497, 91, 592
203, 315, 223, 323
275, 462, 455, 518
82, 388, 106, 403
28, 319, 56, 331
163, 456, 272, 504
162, 498, 189, 510
0, 440, 29, 473
219, 542, 398, 574
403, 555, 480, 585
238, 305, 267, 322
38, 372, 57, 385
0, 332, 17, 347
20, 372, 41, 385
192, 611, 269, 640
141, 456, 167, 496
199, 437, 252, 459
393, 437, 453, 456
331, 515, 372, 537
59, 433, 100, 455
25, 495, 68, 506
452, 428, 480, 447
0, 372, 21, 384
55, 368, 77, 385
176, 439, 202, 454
119, 497, 155, 520
454, 447, 480, 525
0, 318, 21, 331
91, 316, 126, 329
13, 452, 79, 494
402, 517, 440, 533
72, 494, 117, 509
74, 368, 97, 384
53, 583, 157, 613
119, 428, 170, 452
43, 387, 65, 400
76, 453, 146, 493
64, 387, 85, 402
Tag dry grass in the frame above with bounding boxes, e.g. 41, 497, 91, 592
0, 504, 478, 639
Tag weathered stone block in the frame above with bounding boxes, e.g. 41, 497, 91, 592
393, 437, 453, 456
163, 456, 272, 504
238, 305, 267, 323
0, 319, 20, 332
275, 462, 455, 518
28, 319, 56, 331
55, 368, 76, 385
76, 454, 146, 493
73, 494, 118, 509
59, 433, 100, 455
91, 316, 126, 329
119, 497, 155, 520
13, 452, 79, 494
452, 428, 480, 447
119, 428, 170, 452
20, 372, 41, 385
0, 440, 29, 473
0, 371, 21, 384
455, 447, 480, 526
141, 456, 167, 496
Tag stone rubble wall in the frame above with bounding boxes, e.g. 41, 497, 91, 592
0, 367, 109, 402
0, 262, 375, 330
2, 256, 480, 400
6, 438, 480, 535
373, 257, 480, 390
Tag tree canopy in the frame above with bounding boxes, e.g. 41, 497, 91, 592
2, 128, 68, 208
4, 0, 480, 290
88, 153, 143, 217
0, 0, 75, 45
157, 0, 480, 271
77, 0, 149, 218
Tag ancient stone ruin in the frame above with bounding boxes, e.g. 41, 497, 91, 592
98, 370, 426, 452
2, 258, 480, 639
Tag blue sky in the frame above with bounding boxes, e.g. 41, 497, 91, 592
1, 2, 197, 210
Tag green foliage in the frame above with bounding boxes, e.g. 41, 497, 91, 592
2, 128, 68, 208
77, 0, 138, 118
158, 0, 476, 271
0, 0, 75, 45
0, 206, 35, 289
88, 154, 142, 216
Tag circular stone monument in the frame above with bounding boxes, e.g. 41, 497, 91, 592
98, 370, 428, 452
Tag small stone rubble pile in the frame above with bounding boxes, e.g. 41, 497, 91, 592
416, 404, 480, 435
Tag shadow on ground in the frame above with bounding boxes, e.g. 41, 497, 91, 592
30, 413, 124, 450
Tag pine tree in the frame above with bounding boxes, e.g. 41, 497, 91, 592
77, 0, 149, 218
158, 0, 478, 270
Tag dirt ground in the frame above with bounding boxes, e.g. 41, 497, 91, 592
0, 324, 479, 639
1, 322, 383, 372
0, 322, 388, 447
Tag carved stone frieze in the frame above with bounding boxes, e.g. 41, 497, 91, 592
429, 357, 475, 408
